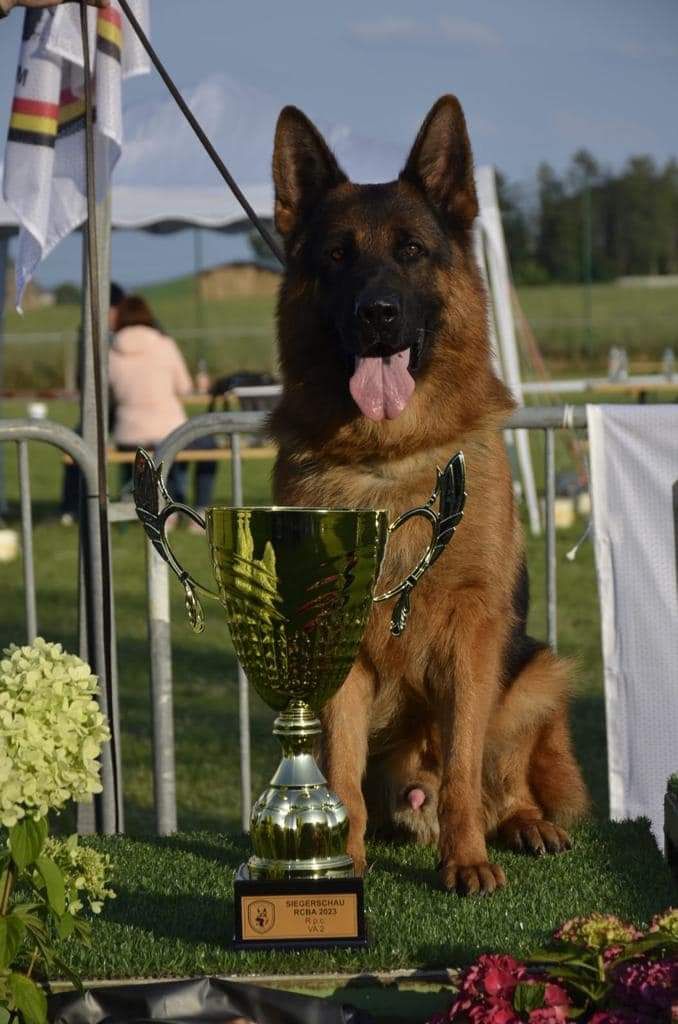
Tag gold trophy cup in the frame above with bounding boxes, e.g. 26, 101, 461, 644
133, 448, 465, 949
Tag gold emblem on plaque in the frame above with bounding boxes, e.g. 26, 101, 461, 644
247, 900, 275, 934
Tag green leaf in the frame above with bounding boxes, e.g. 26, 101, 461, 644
513, 981, 547, 1013
48, 954, 83, 994
33, 858, 64, 917
8, 821, 47, 872
9, 905, 41, 919
529, 944, 586, 963
0, 917, 26, 970
0, 1005, 12, 1024
20, 919, 48, 946
620, 933, 678, 958
71, 919, 91, 947
8, 973, 47, 1024
56, 914, 76, 940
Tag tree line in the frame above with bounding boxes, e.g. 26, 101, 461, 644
497, 150, 678, 285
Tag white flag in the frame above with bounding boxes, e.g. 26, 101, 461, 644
1, 1, 150, 309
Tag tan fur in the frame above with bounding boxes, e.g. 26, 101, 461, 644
269, 96, 589, 893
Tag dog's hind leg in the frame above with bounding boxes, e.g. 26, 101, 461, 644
320, 659, 374, 876
528, 704, 590, 828
364, 725, 441, 846
487, 646, 589, 856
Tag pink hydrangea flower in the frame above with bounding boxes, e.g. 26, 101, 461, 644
589, 1013, 641, 1023
589, 1013, 657, 1024
527, 1010, 564, 1024
525, 982, 570, 1023
554, 913, 641, 952
459, 955, 527, 1000
613, 955, 678, 1013
649, 907, 678, 940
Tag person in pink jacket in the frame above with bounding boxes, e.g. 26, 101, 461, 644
109, 294, 193, 502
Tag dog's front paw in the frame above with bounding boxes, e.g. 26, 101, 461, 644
347, 838, 367, 877
499, 814, 572, 856
438, 858, 506, 895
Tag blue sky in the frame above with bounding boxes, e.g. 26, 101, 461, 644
1, 0, 676, 289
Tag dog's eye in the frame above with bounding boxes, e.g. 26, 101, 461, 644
401, 241, 424, 260
330, 247, 345, 263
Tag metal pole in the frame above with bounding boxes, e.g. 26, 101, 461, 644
231, 430, 252, 832
0, 232, 10, 519
193, 227, 206, 364
146, 538, 178, 834
583, 181, 593, 362
545, 429, 557, 651
673, 481, 678, 599
17, 441, 37, 642
79, 193, 123, 833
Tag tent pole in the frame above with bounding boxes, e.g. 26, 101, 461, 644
0, 232, 9, 519
480, 169, 541, 536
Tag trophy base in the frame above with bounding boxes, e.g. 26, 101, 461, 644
233, 871, 367, 950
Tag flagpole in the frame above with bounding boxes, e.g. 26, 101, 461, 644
0, 230, 8, 519
78, 1, 123, 834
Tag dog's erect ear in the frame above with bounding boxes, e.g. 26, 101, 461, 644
273, 106, 348, 238
400, 95, 478, 229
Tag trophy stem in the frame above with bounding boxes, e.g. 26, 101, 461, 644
242, 699, 354, 881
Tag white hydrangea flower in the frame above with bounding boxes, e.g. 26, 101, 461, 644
41, 835, 115, 915
0, 638, 110, 826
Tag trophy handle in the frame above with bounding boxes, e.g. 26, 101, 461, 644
132, 448, 220, 634
373, 451, 466, 637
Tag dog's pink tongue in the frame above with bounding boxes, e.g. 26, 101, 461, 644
349, 349, 415, 421
408, 787, 426, 811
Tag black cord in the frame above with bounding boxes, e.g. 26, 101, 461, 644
116, 0, 285, 268
79, 1, 122, 833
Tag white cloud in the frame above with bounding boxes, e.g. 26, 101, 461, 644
610, 39, 678, 60
554, 111, 659, 150
349, 15, 501, 49
349, 18, 428, 43
439, 16, 501, 48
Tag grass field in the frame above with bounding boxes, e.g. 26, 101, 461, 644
3, 277, 678, 388
57, 820, 675, 980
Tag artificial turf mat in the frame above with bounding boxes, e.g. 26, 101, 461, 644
61, 818, 676, 980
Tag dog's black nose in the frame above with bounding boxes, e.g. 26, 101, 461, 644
356, 295, 401, 329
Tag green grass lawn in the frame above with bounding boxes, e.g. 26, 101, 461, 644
516, 281, 678, 366
3, 277, 678, 388
60, 820, 675, 980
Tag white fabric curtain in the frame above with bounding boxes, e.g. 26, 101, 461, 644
588, 404, 678, 843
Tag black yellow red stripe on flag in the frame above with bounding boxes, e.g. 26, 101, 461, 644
8, 97, 59, 148
57, 87, 87, 138
97, 6, 123, 64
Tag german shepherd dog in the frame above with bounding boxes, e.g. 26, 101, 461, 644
269, 96, 589, 894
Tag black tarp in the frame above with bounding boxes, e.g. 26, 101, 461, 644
50, 976, 373, 1024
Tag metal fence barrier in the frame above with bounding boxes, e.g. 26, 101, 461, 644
0, 405, 588, 836
0, 419, 122, 833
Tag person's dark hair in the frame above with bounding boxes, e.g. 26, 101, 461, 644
110, 281, 125, 308
115, 294, 155, 330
